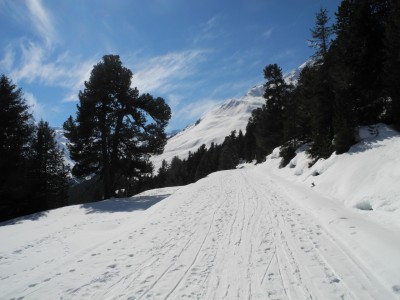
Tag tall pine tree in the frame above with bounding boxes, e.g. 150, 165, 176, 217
383, 0, 400, 127
64, 55, 171, 200
0, 75, 35, 221
30, 120, 69, 210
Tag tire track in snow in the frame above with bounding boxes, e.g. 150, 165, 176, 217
163, 181, 227, 300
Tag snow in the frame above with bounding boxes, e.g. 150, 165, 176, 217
151, 87, 265, 171
263, 123, 400, 229
151, 63, 306, 172
1, 125, 400, 299
2, 63, 399, 298
53, 127, 75, 169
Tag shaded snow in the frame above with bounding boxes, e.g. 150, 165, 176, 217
151, 63, 305, 172
151, 88, 265, 171
1, 164, 399, 299
262, 123, 400, 229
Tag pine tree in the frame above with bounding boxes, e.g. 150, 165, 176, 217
383, 0, 400, 127
156, 160, 169, 187
0, 75, 35, 221
309, 8, 334, 63
248, 64, 293, 160
30, 120, 69, 210
332, 0, 389, 125
218, 131, 239, 171
166, 156, 184, 186
64, 55, 171, 199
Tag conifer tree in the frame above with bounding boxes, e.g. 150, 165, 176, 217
30, 120, 69, 209
64, 55, 171, 199
0, 75, 35, 221
309, 8, 334, 63
248, 64, 292, 160
332, 0, 389, 126
383, 0, 400, 127
156, 160, 169, 187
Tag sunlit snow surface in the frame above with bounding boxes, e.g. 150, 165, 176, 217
1, 124, 400, 299
151, 86, 265, 171
151, 64, 306, 171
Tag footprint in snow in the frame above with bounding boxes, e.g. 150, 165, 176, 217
392, 285, 400, 294
28, 283, 38, 288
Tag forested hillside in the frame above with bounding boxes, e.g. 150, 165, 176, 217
144, 1, 400, 193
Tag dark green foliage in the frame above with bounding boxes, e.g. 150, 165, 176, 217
332, 0, 389, 125
243, 64, 293, 162
0, 75, 70, 221
166, 156, 185, 186
149, 130, 246, 192
133, 1, 400, 194
279, 144, 296, 168
64, 55, 171, 200
30, 120, 69, 209
243, 2, 399, 163
0, 75, 35, 221
218, 131, 239, 171
309, 8, 334, 63
383, 0, 400, 128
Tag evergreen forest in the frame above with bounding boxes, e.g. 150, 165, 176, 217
0, 0, 399, 221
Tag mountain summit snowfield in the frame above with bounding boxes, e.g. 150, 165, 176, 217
150, 64, 305, 171
151, 85, 265, 171
1, 123, 400, 299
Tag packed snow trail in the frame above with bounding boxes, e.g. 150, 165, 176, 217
1, 168, 399, 299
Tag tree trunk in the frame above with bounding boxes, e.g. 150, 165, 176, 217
101, 105, 111, 199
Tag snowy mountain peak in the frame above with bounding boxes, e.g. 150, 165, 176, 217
245, 85, 264, 97
151, 63, 306, 171
151, 90, 265, 171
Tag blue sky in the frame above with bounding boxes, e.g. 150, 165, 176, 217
0, 0, 341, 131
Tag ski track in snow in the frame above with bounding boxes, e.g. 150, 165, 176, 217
0, 168, 399, 299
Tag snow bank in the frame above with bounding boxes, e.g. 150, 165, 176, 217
263, 124, 400, 228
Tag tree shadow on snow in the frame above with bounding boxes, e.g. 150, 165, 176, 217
349, 125, 399, 155
0, 211, 48, 227
81, 193, 171, 214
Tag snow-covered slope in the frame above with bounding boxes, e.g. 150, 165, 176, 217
151, 64, 307, 171
1, 150, 399, 299
53, 127, 74, 168
151, 86, 265, 170
262, 123, 400, 228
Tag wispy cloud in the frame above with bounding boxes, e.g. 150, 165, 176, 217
130, 49, 207, 94
0, 40, 96, 102
25, 92, 44, 121
193, 15, 224, 44
10, 42, 93, 85
172, 98, 222, 122
0, 45, 14, 70
273, 49, 297, 60
26, 0, 56, 46
62, 60, 96, 102
262, 27, 273, 39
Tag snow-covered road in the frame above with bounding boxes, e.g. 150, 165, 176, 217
1, 167, 399, 299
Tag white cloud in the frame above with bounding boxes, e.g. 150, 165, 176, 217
193, 15, 223, 44
173, 98, 221, 122
25, 92, 44, 121
62, 60, 96, 102
0, 45, 14, 71
263, 28, 273, 39
130, 49, 207, 94
8, 41, 96, 100
26, 0, 56, 46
